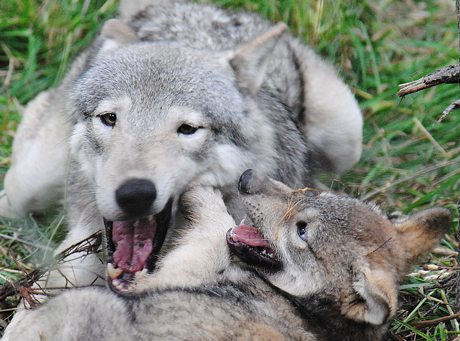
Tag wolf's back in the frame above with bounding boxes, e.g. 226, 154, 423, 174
125, 1, 362, 174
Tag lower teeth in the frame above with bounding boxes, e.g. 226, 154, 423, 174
112, 279, 123, 291
108, 266, 149, 292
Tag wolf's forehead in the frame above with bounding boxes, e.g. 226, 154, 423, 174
99, 44, 233, 89
293, 194, 374, 219
76, 45, 243, 115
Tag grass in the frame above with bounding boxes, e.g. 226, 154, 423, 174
0, 0, 459, 339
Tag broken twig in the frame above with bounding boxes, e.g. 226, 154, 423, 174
397, 64, 460, 97
0, 231, 103, 308
397, 62, 460, 122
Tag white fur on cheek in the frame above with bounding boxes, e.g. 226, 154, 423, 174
70, 123, 102, 191
267, 242, 324, 297
202, 144, 250, 186
69, 123, 85, 155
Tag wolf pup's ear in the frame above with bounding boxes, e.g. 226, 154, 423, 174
342, 268, 397, 325
343, 207, 452, 326
229, 22, 288, 95
392, 207, 452, 272
99, 19, 139, 53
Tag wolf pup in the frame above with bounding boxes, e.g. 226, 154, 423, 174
2, 174, 450, 341
227, 169, 452, 341
0, 2, 362, 294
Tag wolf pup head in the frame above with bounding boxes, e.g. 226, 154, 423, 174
227, 169, 451, 341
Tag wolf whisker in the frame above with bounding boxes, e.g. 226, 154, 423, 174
367, 237, 393, 256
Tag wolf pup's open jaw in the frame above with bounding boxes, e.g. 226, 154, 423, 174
227, 224, 282, 270
105, 199, 173, 293
227, 169, 282, 270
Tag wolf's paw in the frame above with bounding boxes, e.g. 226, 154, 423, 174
180, 186, 228, 222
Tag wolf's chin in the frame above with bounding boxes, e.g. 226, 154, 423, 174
104, 199, 173, 295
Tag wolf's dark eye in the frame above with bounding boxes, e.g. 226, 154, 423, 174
297, 221, 308, 242
178, 124, 198, 135
100, 113, 117, 127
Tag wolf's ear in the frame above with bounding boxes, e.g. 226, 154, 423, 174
343, 207, 452, 325
99, 19, 139, 53
392, 207, 451, 271
343, 268, 397, 325
229, 22, 288, 95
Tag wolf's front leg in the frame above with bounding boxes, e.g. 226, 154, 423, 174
134, 186, 236, 293
32, 155, 109, 294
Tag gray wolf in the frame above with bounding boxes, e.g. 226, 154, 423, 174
2, 173, 450, 340
0, 1, 362, 295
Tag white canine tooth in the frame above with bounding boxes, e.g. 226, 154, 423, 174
135, 268, 148, 279
147, 215, 154, 222
108, 263, 122, 279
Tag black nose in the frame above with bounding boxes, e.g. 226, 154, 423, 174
238, 169, 254, 194
116, 179, 156, 218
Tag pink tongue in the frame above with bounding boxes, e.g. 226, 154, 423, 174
112, 218, 156, 273
233, 224, 270, 248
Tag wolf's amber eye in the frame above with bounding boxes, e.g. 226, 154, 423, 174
178, 124, 198, 135
297, 221, 308, 242
100, 113, 117, 127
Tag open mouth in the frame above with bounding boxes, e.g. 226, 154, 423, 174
105, 199, 173, 294
226, 223, 282, 270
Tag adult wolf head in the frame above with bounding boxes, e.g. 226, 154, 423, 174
68, 21, 315, 291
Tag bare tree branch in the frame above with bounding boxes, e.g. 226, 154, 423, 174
0, 231, 103, 309
397, 0, 460, 123
397, 64, 460, 97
